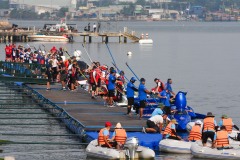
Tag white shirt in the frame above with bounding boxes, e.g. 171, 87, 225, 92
52, 59, 58, 67
149, 115, 163, 125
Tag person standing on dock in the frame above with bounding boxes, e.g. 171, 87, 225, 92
126, 77, 138, 116
93, 23, 97, 32
165, 78, 176, 98
138, 78, 152, 119
88, 23, 90, 32
107, 70, 117, 107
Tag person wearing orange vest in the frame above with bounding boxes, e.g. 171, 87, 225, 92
218, 114, 239, 134
188, 120, 202, 142
98, 121, 114, 148
202, 112, 218, 147
214, 126, 233, 149
163, 119, 181, 140
111, 122, 127, 149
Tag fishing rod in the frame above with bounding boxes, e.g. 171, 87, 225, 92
125, 62, 159, 105
82, 44, 93, 63
105, 43, 120, 73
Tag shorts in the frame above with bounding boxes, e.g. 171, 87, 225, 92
60, 74, 67, 82
139, 100, 146, 108
46, 73, 52, 82
70, 76, 76, 83
127, 97, 134, 106
108, 89, 115, 97
92, 84, 97, 91
97, 78, 101, 87
202, 131, 215, 144
146, 120, 159, 132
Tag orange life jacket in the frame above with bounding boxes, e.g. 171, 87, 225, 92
114, 129, 127, 145
203, 117, 215, 131
163, 122, 175, 136
216, 130, 229, 148
188, 125, 202, 141
222, 118, 233, 133
98, 128, 109, 145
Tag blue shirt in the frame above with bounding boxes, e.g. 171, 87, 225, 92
108, 74, 116, 90
165, 83, 173, 92
151, 108, 163, 117
138, 83, 147, 101
103, 129, 109, 136
127, 82, 137, 98
160, 90, 171, 107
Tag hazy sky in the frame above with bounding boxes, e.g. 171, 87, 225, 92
20, 0, 69, 7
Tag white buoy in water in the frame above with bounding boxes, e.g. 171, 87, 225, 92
4, 156, 15, 160
127, 51, 132, 56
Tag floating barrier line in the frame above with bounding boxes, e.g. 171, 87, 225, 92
0, 141, 88, 145
0, 133, 82, 136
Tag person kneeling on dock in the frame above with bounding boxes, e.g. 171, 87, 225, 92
142, 114, 168, 134
163, 119, 182, 140
214, 126, 233, 150
111, 123, 127, 150
98, 122, 116, 148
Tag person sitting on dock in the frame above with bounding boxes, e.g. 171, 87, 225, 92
214, 126, 233, 149
126, 77, 138, 116
218, 114, 239, 134
142, 114, 168, 134
163, 119, 182, 140
98, 122, 115, 148
111, 122, 127, 150
188, 120, 202, 142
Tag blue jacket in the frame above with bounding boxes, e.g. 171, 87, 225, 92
127, 82, 138, 98
160, 90, 171, 107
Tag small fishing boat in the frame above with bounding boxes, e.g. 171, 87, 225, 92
86, 137, 155, 159
139, 39, 153, 44
159, 139, 192, 154
191, 140, 240, 159
28, 34, 69, 42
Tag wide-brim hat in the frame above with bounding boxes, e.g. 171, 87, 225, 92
115, 122, 122, 129
171, 119, 178, 124
221, 114, 228, 119
206, 112, 215, 117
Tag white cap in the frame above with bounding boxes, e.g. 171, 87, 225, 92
195, 120, 202, 125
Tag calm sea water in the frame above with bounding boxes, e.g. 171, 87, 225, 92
1, 21, 240, 159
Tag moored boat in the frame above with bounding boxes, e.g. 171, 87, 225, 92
191, 141, 240, 159
86, 137, 155, 159
139, 39, 153, 44
159, 139, 192, 154
28, 34, 69, 42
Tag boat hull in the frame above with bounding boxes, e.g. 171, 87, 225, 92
28, 35, 69, 42
86, 139, 155, 159
159, 139, 192, 154
191, 141, 240, 159
139, 39, 153, 44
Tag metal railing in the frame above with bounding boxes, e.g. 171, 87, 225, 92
0, 61, 46, 79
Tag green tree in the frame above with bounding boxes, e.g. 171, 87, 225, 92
0, 0, 9, 9
120, 3, 135, 16
57, 7, 68, 18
